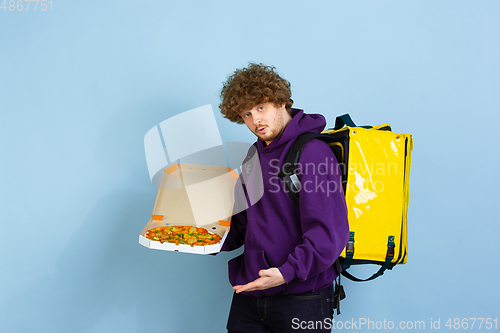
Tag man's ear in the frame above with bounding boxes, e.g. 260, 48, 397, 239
281, 102, 286, 109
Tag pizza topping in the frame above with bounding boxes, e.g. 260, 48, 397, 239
145, 226, 222, 247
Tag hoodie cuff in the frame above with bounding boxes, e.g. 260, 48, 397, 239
278, 261, 297, 284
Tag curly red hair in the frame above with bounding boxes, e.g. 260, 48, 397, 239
219, 63, 294, 124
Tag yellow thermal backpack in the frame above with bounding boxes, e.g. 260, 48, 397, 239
279, 114, 413, 282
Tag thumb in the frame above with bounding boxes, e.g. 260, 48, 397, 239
259, 269, 268, 277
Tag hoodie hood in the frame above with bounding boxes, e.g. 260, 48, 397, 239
256, 108, 327, 152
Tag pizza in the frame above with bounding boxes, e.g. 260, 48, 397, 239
145, 226, 222, 247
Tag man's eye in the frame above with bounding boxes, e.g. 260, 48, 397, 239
243, 113, 251, 118
258, 106, 264, 111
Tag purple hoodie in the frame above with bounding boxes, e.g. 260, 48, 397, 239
222, 108, 349, 297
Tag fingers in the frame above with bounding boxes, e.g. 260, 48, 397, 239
233, 280, 259, 293
233, 275, 272, 293
232, 268, 286, 293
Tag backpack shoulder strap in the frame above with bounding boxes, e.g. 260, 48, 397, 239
279, 132, 334, 203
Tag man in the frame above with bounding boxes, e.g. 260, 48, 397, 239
219, 63, 349, 333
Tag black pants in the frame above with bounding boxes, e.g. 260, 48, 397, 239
227, 284, 335, 333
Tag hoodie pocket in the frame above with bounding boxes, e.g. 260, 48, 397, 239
228, 249, 270, 287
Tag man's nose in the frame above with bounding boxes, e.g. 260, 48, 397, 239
253, 113, 262, 125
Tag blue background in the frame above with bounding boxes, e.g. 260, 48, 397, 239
1, 1, 499, 332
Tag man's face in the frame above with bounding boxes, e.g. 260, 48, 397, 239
240, 102, 292, 145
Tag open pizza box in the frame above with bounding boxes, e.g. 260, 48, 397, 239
138, 162, 239, 254
139, 105, 261, 254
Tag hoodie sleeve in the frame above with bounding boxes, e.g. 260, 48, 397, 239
220, 175, 248, 252
220, 209, 246, 252
278, 139, 349, 283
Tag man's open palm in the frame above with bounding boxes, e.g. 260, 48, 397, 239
232, 268, 286, 293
